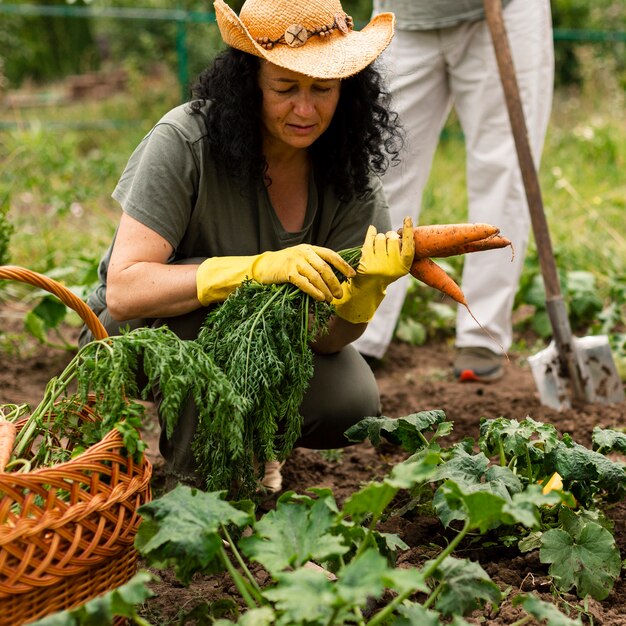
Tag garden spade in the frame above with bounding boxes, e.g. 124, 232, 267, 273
483, 0, 624, 410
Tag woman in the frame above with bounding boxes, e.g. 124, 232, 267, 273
81, 0, 414, 491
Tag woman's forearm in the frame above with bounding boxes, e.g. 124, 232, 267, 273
106, 262, 202, 321
311, 316, 367, 355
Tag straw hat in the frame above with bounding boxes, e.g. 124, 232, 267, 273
213, 0, 395, 79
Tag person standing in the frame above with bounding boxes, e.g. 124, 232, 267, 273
353, 0, 554, 382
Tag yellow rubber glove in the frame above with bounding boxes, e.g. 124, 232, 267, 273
196, 244, 355, 306
333, 217, 415, 324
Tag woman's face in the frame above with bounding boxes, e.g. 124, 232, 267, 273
258, 61, 341, 151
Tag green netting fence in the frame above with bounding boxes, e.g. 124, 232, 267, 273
0, 3, 624, 129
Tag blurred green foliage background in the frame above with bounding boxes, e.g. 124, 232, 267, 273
1, 0, 625, 91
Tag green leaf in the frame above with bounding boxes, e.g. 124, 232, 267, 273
539, 520, 621, 600
395, 316, 427, 346
524, 273, 547, 308
28, 571, 156, 625
479, 416, 559, 477
375, 531, 410, 555
432, 450, 527, 529
512, 593, 583, 625
335, 549, 388, 606
429, 556, 501, 616
518, 531, 544, 553
343, 481, 398, 525
502, 485, 562, 529
214, 607, 275, 626
533, 310, 553, 338
432, 446, 489, 484
264, 551, 390, 625
239, 495, 348, 574
592, 427, 626, 454
393, 604, 443, 626
343, 452, 440, 524
24, 310, 47, 343
382, 567, 429, 596
566, 270, 603, 326
262, 567, 336, 625
435, 480, 507, 532
387, 451, 442, 489
546, 440, 626, 505
31, 295, 68, 329
344, 411, 450, 452
135, 485, 252, 584
484, 465, 524, 498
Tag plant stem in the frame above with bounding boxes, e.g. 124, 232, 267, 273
422, 521, 470, 579
324, 607, 341, 626
351, 605, 366, 626
218, 543, 259, 610
352, 513, 382, 562
421, 581, 443, 610
243, 286, 285, 397
418, 430, 431, 449
365, 520, 471, 626
499, 439, 507, 467
11, 349, 83, 457
525, 446, 533, 483
0, 404, 29, 421
221, 525, 264, 604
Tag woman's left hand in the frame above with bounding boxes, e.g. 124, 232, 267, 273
332, 216, 414, 324
355, 216, 415, 282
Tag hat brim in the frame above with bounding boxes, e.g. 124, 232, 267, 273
214, 0, 395, 79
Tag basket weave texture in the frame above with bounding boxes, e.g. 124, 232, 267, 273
0, 266, 153, 626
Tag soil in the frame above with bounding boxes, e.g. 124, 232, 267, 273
1, 310, 625, 625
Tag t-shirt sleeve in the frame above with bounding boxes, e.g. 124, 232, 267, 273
111, 121, 200, 249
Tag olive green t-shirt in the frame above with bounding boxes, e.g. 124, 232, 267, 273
88, 102, 391, 314
373, 0, 513, 30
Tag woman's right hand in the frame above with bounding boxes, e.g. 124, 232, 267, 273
197, 244, 356, 306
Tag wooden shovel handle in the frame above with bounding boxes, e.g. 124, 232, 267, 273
483, 0, 590, 402
482, 0, 561, 299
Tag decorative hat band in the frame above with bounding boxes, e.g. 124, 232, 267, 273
255, 13, 354, 50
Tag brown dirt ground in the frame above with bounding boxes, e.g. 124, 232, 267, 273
1, 309, 625, 625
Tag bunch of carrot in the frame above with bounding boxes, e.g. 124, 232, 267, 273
406, 222, 513, 307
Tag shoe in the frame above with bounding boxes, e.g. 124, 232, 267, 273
260, 460, 284, 493
453, 347, 504, 382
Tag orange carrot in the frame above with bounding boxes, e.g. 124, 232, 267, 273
410, 257, 467, 305
409, 256, 507, 356
410, 223, 501, 258
434, 235, 514, 259
0, 419, 17, 472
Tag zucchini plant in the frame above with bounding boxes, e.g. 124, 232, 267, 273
26, 411, 624, 625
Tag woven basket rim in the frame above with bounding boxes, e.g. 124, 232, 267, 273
0, 424, 148, 481
0, 265, 108, 340
1, 393, 147, 479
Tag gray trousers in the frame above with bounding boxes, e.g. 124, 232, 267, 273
79, 304, 381, 478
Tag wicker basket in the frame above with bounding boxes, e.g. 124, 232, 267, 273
0, 266, 153, 626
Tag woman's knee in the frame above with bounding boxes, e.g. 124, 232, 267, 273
297, 346, 380, 449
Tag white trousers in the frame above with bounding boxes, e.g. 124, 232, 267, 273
354, 0, 554, 359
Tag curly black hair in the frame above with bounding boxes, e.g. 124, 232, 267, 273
189, 48, 403, 202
